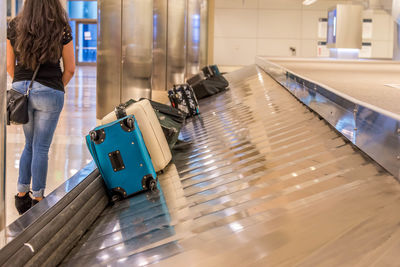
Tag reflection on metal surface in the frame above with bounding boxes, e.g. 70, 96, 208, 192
121, 0, 153, 101
199, 0, 208, 68
97, 0, 208, 116
186, 0, 208, 79
0, 0, 6, 244
96, 0, 122, 119
62, 66, 400, 266
152, 0, 168, 91
97, 0, 153, 118
186, 0, 201, 77
256, 57, 400, 179
167, 0, 187, 90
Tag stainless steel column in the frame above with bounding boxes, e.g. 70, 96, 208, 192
167, 0, 187, 90
121, 0, 153, 102
199, 0, 208, 67
186, 0, 201, 77
97, 0, 208, 116
207, 0, 214, 65
186, 0, 208, 78
96, 0, 122, 119
394, 23, 400, 60
152, 0, 168, 91
0, 0, 7, 244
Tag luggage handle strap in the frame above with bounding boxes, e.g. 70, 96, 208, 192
26, 65, 41, 97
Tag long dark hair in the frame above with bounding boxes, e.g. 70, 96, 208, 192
14, 0, 70, 70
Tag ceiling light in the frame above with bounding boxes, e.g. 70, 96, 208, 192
303, 0, 318, 5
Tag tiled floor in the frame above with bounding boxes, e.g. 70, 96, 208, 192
6, 66, 97, 225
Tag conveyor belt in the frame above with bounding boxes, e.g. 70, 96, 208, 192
265, 58, 400, 115
60, 65, 400, 266
256, 57, 399, 180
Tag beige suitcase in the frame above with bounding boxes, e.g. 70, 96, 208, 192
100, 99, 172, 172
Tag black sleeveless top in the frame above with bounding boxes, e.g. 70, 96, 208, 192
7, 19, 73, 92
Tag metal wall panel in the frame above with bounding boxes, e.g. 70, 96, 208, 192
167, 0, 187, 90
186, 0, 201, 78
0, 0, 6, 244
96, 0, 122, 119
327, 4, 363, 49
121, 0, 153, 101
97, 0, 208, 110
152, 0, 168, 91
199, 0, 208, 68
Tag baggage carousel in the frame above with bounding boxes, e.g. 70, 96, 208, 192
2, 64, 400, 266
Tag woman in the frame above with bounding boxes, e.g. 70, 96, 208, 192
6, 0, 75, 214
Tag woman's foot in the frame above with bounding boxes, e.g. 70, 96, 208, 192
15, 192, 32, 215
32, 196, 44, 206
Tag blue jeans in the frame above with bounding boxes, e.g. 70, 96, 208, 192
12, 81, 64, 198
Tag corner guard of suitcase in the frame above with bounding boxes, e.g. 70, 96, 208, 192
120, 117, 136, 132
90, 129, 106, 145
111, 187, 127, 202
141, 175, 158, 192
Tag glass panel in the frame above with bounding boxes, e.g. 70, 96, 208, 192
69, 20, 76, 53
7, 0, 11, 17
67, 1, 97, 19
16, 0, 23, 15
78, 23, 97, 63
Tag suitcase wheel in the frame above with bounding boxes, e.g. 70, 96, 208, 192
142, 175, 157, 192
89, 131, 97, 140
120, 117, 136, 132
148, 179, 157, 192
90, 130, 106, 144
111, 187, 127, 202
111, 194, 122, 202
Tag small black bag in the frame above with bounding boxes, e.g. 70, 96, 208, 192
6, 66, 40, 125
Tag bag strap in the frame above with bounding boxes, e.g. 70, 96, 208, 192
26, 65, 40, 96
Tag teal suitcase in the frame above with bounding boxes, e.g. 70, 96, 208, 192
86, 115, 157, 201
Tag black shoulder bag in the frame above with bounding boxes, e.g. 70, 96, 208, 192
6, 65, 40, 125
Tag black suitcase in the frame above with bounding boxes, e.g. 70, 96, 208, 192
194, 80, 221, 99
208, 75, 229, 89
187, 73, 205, 86
188, 72, 224, 99
202, 66, 214, 78
202, 65, 229, 87
168, 84, 200, 117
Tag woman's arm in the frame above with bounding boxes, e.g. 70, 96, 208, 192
6, 40, 15, 79
62, 41, 75, 87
